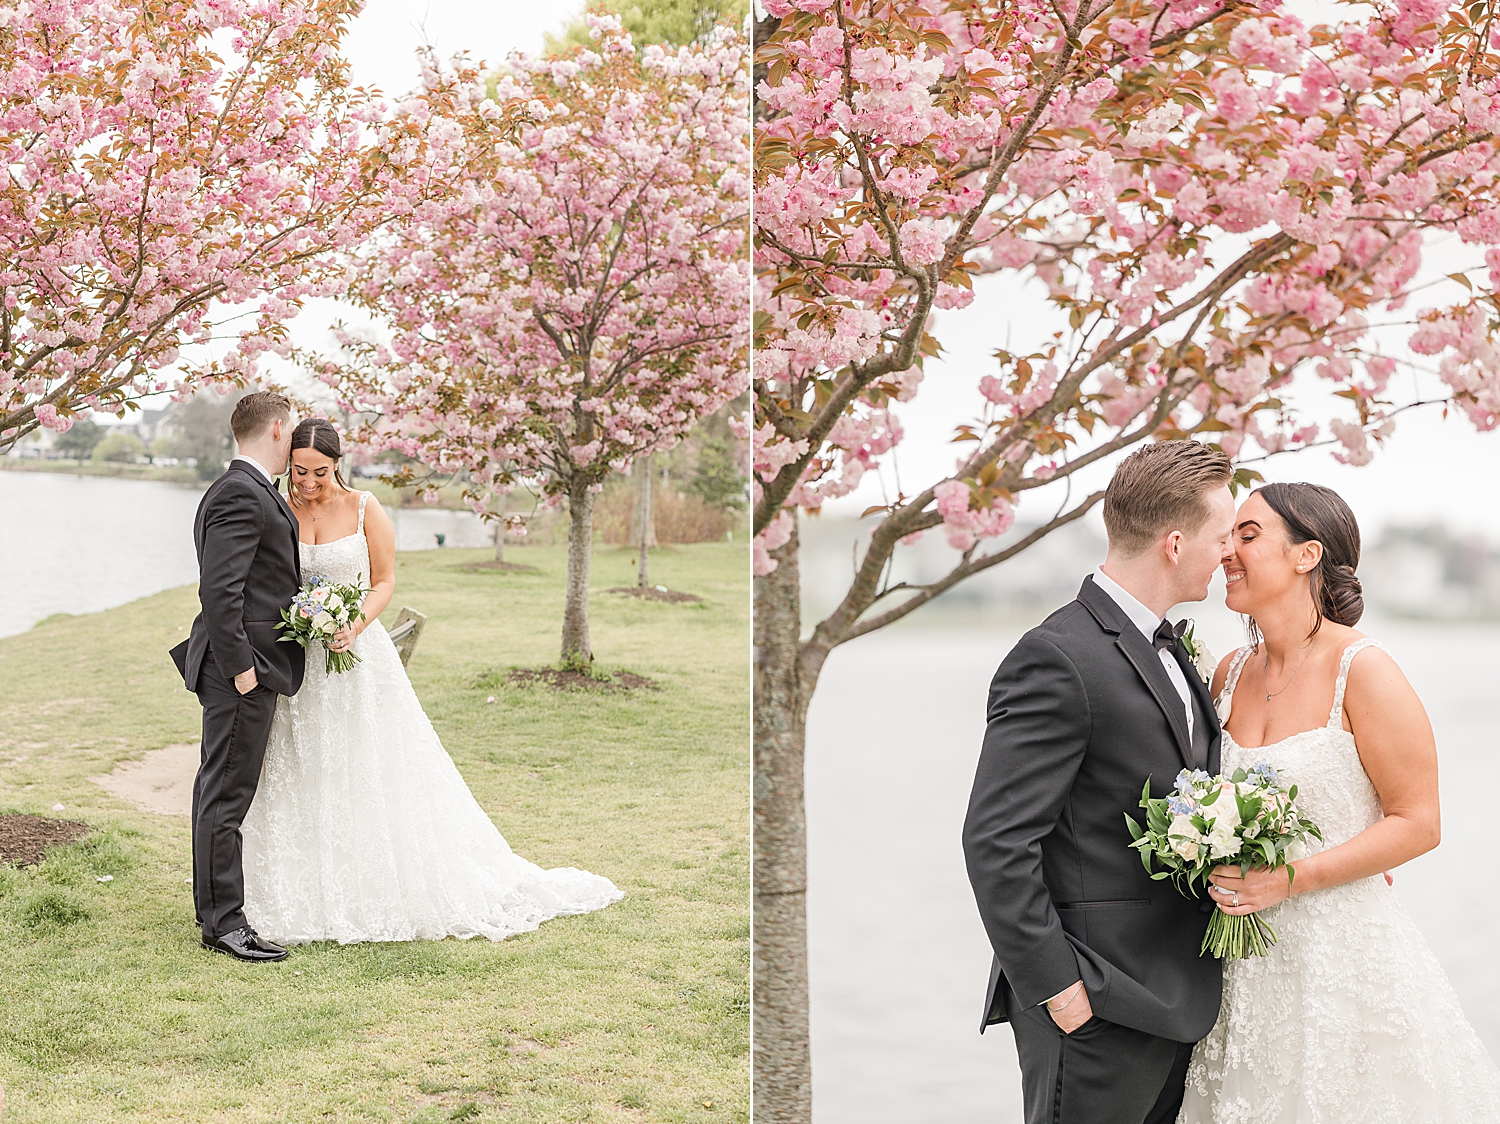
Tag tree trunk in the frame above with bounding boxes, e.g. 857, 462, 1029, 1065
754, 520, 814, 1124
637, 454, 653, 588
561, 479, 594, 667
493, 493, 506, 564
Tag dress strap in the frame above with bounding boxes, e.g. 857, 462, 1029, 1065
357, 490, 369, 536
1218, 645, 1254, 696
1328, 638, 1384, 728
1216, 645, 1255, 724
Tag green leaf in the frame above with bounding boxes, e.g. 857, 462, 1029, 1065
1124, 814, 1144, 841
1449, 271, 1474, 292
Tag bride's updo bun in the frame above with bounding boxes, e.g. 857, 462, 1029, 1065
289, 417, 350, 491
1257, 481, 1363, 631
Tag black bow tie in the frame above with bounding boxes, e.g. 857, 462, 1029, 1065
1152, 618, 1188, 652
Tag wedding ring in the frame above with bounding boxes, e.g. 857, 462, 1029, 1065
1231, 891, 1239, 906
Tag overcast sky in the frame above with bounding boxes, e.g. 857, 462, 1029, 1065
340, 0, 573, 95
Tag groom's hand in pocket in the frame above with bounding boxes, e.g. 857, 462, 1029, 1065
234, 667, 259, 695
1045, 981, 1094, 1034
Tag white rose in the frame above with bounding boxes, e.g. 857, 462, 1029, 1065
1169, 814, 1203, 861
1208, 821, 1243, 860
312, 610, 335, 632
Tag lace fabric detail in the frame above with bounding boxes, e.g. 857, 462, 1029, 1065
1179, 640, 1500, 1122
241, 497, 623, 944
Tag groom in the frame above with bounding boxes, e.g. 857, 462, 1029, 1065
169, 391, 304, 963
962, 441, 1237, 1124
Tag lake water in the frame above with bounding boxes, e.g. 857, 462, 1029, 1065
0, 469, 492, 638
805, 609, 1500, 1123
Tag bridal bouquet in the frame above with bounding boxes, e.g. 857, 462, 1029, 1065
1125, 765, 1323, 959
276, 572, 371, 674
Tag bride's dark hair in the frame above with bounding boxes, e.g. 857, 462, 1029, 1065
1250, 481, 1363, 644
287, 417, 350, 493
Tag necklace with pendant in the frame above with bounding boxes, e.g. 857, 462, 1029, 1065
1263, 649, 1310, 701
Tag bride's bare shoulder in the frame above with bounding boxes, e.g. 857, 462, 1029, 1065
1339, 635, 1415, 705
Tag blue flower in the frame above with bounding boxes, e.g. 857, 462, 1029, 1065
1248, 762, 1280, 786
1174, 768, 1212, 796
1167, 796, 1197, 817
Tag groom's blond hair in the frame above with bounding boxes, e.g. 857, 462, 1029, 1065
1104, 440, 1232, 557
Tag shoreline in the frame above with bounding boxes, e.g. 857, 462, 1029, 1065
0, 459, 479, 510
0, 457, 203, 485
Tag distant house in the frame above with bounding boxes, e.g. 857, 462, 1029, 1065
1362, 526, 1500, 620
130, 408, 177, 446
4, 425, 57, 459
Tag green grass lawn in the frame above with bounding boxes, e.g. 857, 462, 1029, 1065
0, 542, 749, 1124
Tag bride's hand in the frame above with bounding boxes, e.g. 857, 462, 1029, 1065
1208, 864, 1295, 915
329, 624, 360, 652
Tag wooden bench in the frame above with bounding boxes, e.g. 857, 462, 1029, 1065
385, 607, 427, 666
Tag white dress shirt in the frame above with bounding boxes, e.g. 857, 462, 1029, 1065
1092, 567, 1194, 743
231, 453, 275, 484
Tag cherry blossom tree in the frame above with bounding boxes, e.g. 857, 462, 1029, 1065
752, 0, 1500, 1116
324, 16, 751, 668
0, 0, 502, 450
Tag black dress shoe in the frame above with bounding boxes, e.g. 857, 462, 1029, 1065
202, 926, 289, 962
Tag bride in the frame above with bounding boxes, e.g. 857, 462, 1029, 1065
1178, 482, 1499, 1122
240, 418, 622, 945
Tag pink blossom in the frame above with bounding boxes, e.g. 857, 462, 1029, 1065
752, 0, 1500, 595
754, 510, 795, 575
33, 403, 71, 432
0, 0, 489, 446
1329, 419, 1374, 465
1212, 72, 1262, 128
898, 220, 945, 265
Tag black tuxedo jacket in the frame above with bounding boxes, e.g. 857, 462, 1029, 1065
170, 460, 305, 697
962, 576, 1223, 1044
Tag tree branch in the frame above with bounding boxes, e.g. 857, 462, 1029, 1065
835, 489, 1106, 645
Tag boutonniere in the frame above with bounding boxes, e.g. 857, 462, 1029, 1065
1179, 621, 1216, 686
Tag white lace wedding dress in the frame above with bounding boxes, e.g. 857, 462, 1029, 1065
240, 491, 622, 944
1179, 638, 1500, 1123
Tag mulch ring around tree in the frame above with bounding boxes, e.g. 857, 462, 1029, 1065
455, 560, 539, 574
0, 814, 93, 868
605, 586, 703, 603
507, 668, 659, 693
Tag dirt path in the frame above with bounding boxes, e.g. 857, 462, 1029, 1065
90, 743, 198, 816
